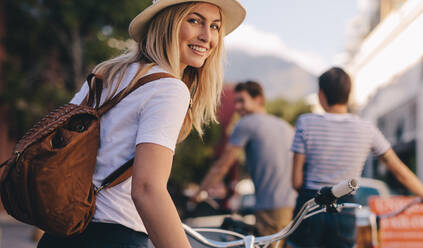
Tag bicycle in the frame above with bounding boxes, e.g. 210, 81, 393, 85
182, 178, 361, 248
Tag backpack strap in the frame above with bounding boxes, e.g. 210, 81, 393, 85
95, 158, 134, 194
83, 74, 103, 108
82, 63, 146, 109
81, 73, 103, 109
94, 72, 177, 193
0, 159, 8, 169
97, 72, 175, 116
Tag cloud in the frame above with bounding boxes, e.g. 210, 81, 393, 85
224, 24, 329, 75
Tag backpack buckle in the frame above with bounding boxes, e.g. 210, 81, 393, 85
94, 185, 105, 194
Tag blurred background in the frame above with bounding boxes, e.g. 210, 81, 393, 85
0, 0, 422, 247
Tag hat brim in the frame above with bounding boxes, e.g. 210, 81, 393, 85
129, 0, 246, 42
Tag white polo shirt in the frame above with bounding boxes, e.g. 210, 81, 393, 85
70, 63, 190, 233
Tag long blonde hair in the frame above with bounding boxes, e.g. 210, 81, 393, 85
92, 2, 225, 142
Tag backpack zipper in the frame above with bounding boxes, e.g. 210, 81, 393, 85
14, 151, 21, 163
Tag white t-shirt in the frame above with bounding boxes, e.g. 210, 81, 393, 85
70, 63, 190, 233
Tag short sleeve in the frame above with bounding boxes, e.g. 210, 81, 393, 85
69, 81, 89, 105
371, 125, 391, 156
291, 116, 306, 154
229, 119, 250, 148
136, 79, 190, 152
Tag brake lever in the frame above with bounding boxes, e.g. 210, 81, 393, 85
325, 203, 362, 213
333, 203, 362, 212
339, 203, 362, 209
327, 203, 340, 213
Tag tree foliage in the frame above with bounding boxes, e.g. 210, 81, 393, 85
171, 123, 222, 187
266, 98, 312, 126
2, 0, 149, 139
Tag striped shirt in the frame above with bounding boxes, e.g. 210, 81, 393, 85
291, 113, 390, 190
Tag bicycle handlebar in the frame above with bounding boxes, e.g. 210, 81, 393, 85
183, 178, 361, 248
315, 178, 359, 205
333, 178, 359, 197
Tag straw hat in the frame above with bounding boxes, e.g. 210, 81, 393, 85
129, 0, 246, 42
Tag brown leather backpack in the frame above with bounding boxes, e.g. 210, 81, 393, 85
0, 69, 174, 237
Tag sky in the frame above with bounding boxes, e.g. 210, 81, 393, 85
224, 0, 359, 75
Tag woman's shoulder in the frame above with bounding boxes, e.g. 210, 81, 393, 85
142, 64, 190, 99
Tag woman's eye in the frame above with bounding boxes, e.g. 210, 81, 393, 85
211, 24, 220, 30
188, 18, 199, 24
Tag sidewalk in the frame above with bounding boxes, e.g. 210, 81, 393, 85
0, 213, 37, 248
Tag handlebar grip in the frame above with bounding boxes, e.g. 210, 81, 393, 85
332, 178, 359, 198
315, 178, 359, 205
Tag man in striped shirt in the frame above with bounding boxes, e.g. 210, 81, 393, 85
288, 67, 423, 248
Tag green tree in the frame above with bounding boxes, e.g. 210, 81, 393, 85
171, 123, 222, 187
266, 98, 311, 126
2, 0, 149, 139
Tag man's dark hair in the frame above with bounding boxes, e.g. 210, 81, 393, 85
318, 67, 351, 106
234, 81, 265, 99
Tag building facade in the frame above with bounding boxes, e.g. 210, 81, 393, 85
347, 0, 423, 189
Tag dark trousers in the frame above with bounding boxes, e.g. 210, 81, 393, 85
287, 188, 356, 248
37, 222, 149, 248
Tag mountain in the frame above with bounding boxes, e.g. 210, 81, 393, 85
224, 49, 317, 101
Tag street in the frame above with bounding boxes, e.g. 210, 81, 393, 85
0, 213, 37, 248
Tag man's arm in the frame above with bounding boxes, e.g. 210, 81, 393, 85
378, 148, 423, 198
193, 145, 241, 201
292, 152, 306, 191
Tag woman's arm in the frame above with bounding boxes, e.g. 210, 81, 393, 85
131, 143, 191, 248
292, 153, 306, 191
378, 148, 423, 198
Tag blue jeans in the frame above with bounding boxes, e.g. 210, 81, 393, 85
37, 222, 149, 248
287, 189, 356, 248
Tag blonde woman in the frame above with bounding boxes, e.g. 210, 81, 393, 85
37, 1, 245, 248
